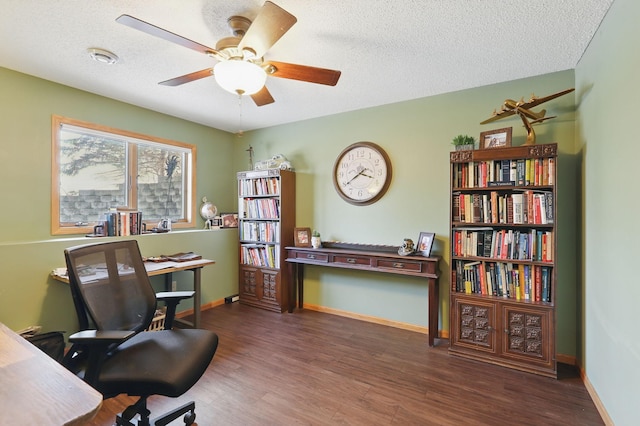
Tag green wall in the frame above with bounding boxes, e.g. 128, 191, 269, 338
234, 71, 578, 354
0, 67, 239, 333
0, 66, 578, 356
576, 0, 638, 424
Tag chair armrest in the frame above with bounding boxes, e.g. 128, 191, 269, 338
156, 291, 195, 330
69, 329, 135, 345
67, 330, 136, 386
156, 290, 195, 302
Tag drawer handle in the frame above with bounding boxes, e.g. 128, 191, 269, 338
347, 258, 356, 264
393, 263, 405, 268
306, 254, 316, 259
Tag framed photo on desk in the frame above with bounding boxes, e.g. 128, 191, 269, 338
220, 213, 238, 228
417, 232, 435, 257
294, 227, 311, 247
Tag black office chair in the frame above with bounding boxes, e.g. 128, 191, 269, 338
62, 240, 219, 426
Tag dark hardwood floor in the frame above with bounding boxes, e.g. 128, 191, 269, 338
88, 303, 603, 425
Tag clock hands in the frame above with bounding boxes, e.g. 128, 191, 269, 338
346, 169, 365, 184
345, 165, 374, 185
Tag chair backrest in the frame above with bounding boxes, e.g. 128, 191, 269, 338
64, 240, 156, 333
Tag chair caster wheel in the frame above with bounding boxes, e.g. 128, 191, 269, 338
183, 411, 196, 425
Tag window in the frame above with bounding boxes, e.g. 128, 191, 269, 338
52, 115, 196, 235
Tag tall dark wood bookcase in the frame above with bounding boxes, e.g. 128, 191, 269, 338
448, 143, 558, 377
237, 169, 296, 313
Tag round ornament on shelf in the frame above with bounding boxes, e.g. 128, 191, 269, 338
200, 197, 218, 228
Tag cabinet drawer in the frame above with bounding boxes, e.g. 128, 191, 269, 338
333, 254, 371, 267
291, 251, 329, 263
377, 259, 423, 273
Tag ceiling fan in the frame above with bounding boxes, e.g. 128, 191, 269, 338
116, 1, 341, 106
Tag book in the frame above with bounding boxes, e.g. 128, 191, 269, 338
490, 191, 498, 223
506, 195, 514, 224
501, 160, 511, 182
452, 192, 461, 222
512, 193, 524, 224
478, 262, 487, 295
516, 159, 526, 186
510, 160, 517, 182
162, 252, 202, 262
489, 263, 498, 296
544, 192, 554, 224
541, 267, 550, 302
534, 265, 542, 302
473, 194, 482, 222
483, 231, 493, 257
482, 194, 489, 223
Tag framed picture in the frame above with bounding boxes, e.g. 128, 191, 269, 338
220, 213, 238, 228
480, 127, 512, 149
416, 232, 435, 257
294, 227, 312, 247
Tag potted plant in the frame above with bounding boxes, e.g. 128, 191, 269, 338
452, 134, 476, 151
311, 230, 321, 249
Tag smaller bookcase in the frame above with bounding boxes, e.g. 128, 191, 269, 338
448, 143, 558, 378
237, 169, 295, 312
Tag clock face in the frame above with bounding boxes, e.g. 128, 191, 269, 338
333, 142, 392, 205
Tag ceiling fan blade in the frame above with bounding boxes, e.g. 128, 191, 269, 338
266, 61, 341, 86
251, 86, 275, 106
159, 68, 214, 86
116, 14, 217, 55
238, 1, 297, 58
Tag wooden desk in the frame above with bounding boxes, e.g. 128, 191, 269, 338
285, 246, 441, 346
0, 322, 102, 425
52, 258, 215, 329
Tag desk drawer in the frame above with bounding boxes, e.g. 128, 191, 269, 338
292, 251, 329, 263
333, 254, 371, 267
377, 259, 424, 273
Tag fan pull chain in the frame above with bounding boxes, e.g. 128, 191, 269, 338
236, 94, 244, 137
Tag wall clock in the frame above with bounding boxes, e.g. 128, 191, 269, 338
332, 142, 392, 205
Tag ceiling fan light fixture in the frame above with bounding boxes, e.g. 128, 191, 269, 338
214, 60, 266, 96
88, 48, 119, 65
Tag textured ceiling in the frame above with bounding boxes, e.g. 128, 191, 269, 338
0, 0, 613, 133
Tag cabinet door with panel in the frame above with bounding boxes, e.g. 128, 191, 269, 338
501, 303, 554, 370
450, 295, 498, 354
239, 266, 282, 311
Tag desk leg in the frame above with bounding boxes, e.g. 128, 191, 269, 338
428, 277, 439, 347
164, 272, 173, 291
288, 262, 296, 313
297, 264, 304, 309
192, 268, 202, 328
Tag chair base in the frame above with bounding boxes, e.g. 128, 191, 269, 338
115, 396, 196, 426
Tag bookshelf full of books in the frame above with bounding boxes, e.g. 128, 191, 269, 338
237, 169, 295, 312
448, 143, 558, 377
